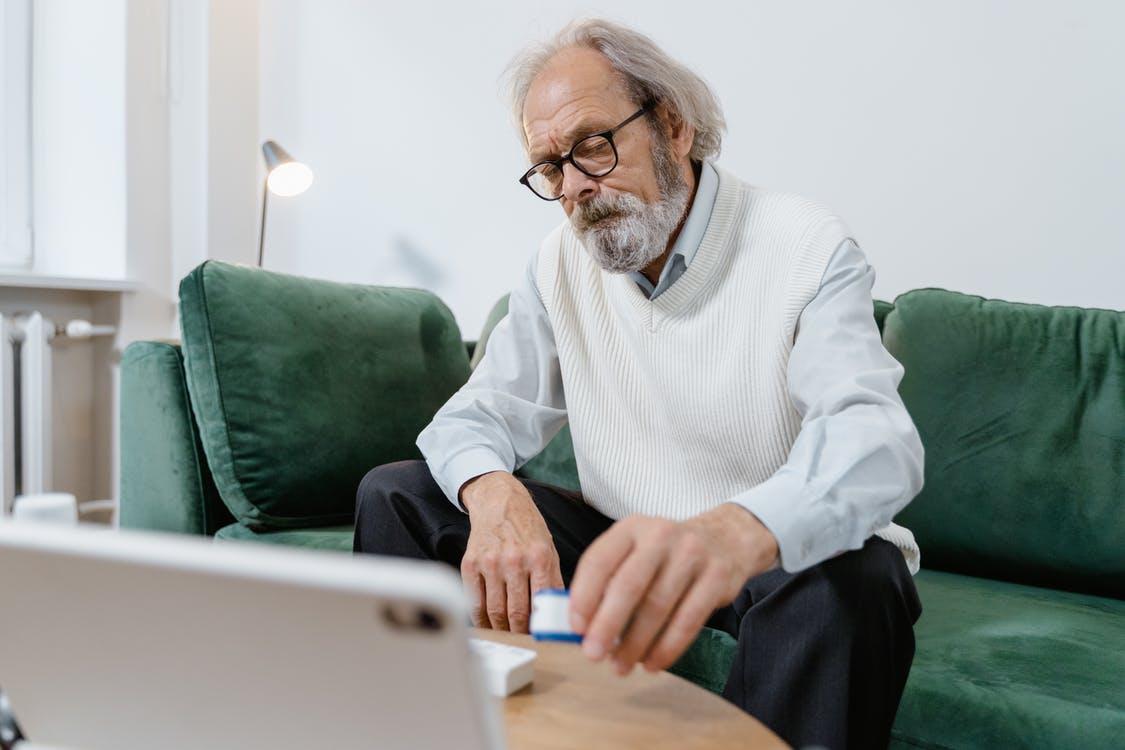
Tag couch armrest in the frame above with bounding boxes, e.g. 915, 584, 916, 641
119, 341, 232, 535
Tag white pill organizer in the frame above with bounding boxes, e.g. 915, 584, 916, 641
529, 588, 583, 643
469, 638, 537, 697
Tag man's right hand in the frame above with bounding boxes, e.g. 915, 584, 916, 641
459, 471, 564, 633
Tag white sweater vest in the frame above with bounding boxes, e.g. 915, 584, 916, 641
534, 165, 918, 569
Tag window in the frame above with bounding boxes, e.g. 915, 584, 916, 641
1, 0, 33, 269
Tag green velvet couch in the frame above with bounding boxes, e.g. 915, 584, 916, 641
120, 261, 1125, 749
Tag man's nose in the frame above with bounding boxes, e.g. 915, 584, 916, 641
561, 162, 597, 204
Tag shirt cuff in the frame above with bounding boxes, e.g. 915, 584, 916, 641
727, 469, 836, 574
433, 447, 511, 513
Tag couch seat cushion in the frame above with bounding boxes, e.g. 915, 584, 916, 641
214, 522, 354, 552
892, 569, 1125, 749
667, 626, 738, 695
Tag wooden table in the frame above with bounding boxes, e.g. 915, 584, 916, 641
474, 629, 788, 749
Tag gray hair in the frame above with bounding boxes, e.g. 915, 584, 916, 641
503, 18, 726, 162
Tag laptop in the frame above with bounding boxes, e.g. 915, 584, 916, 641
0, 522, 505, 750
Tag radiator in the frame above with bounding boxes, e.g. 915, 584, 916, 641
0, 314, 14, 512
0, 312, 114, 515
0, 312, 50, 514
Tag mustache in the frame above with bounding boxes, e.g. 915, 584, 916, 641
572, 196, 631, 232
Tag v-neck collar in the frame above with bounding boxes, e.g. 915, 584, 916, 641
613, 164, 743, 330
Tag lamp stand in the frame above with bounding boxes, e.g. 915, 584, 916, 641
257, 178, 269, 267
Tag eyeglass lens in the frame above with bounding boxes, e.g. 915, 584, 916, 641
527, 134, 618, 199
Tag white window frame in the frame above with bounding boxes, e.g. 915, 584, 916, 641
1, 0, 34, 269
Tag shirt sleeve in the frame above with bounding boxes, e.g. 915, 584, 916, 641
415, 252, 568, 511
728, 239, 925, 573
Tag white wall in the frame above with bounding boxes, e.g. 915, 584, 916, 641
1, 0, 34, 268
261, 1, 1125, 338
32, 0, 128, 279
169, 0, 261, 300
206, 0, 260, 269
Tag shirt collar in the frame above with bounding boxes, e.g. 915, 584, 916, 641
627, 160, 720, 295
668, 159, 719, 270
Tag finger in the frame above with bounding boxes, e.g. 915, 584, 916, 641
568, 525, 636, 635
642, 567, 725, 672
461, 560, 487, 628
582, 540, 666, 662
527, 542, 564, 594
506, 567, 532, 634
482, 559, 510, 631
550, 560, 565, 590
474, 576, 489, 628
611, 552, 701, 674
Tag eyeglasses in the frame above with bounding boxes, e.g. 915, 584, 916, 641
518, 100, 656, 201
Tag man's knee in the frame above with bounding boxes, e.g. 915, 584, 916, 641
760, 538, 917, 637
354, 458, 469, 561
817, 538, 920, 627
355, 459, 431, 521
354, 459, 439, 556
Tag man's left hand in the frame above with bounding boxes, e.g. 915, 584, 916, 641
568, 504, 779, 675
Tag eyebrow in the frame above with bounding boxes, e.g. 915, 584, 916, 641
528, 121, 612, 164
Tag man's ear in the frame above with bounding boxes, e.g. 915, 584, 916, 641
655, 103, 695, 160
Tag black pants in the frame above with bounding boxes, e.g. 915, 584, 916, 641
354, 459, 922, 750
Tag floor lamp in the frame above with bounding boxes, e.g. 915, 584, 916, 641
258, 140, 314, 267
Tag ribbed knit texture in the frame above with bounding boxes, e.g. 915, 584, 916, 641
534, 165, 847, 521
533, 165, 917, 572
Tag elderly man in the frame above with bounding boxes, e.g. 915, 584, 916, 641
355, 18, 923, 749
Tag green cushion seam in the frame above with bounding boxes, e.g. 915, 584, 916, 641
185, 263, 259, 525
890, 286, 1124, 315
172, 346, 219, 535
427, 290, 472, 369
888, 729, 955, 750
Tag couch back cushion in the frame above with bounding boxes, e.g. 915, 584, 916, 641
874, 299, 894, 333
179, 261, 471, 530
884, 289, 1125, 598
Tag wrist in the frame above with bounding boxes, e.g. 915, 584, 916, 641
718, 503, 780, 575
459, 470, 513, 514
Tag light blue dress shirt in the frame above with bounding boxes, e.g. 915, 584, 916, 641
626, 159, 720, 299
416, 162, 923, 573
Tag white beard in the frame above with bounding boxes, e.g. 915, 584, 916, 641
569, 144, 691, 275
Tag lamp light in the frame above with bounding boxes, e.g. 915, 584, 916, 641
258, 140, 313, 266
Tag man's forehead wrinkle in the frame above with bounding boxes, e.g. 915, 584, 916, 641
524, 96, 622, 163
522, 46, 630, 161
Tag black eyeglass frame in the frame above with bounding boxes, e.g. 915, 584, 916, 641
518, 99, 657, 201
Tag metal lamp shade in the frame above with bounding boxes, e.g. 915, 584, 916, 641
261, 140, 295, 171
